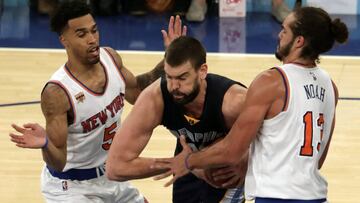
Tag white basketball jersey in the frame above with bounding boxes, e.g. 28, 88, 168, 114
245, 63, 335, 199
47, 48, 126, 171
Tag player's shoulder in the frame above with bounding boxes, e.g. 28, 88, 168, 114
42, 82, 67, 97
250, 68, 284, 90
134, 79, 164, 109
244, 68, 285, 106
102, 46, 124, 70
221, 84, 247, 126
102, 47, 122, 60
226, 83, 247, 100
224, 84, 246, 107
260, 68, 283, 80
102, 46, 115, 53
41, 82, 71, 113
143, 78, 162, 96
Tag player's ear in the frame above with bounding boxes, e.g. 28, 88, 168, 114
295, 35, 305, 48
199, 63, 208, 80
59, 35, 68, 48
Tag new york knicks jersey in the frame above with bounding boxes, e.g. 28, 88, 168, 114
46, 48, 125, 171
245, 63, 335, 199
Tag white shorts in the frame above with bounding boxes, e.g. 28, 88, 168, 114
41, 166, 145, 203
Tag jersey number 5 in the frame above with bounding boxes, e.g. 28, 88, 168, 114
300, 111, 324, 156
102, 122, 117, 150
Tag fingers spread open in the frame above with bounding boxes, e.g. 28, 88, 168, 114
168, 16, 174, 36
164, 176, 177, 187
11, 124, 25, 133
153, 170, 173, 180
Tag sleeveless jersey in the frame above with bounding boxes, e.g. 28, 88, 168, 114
161, 73, 246, 203
161, 73, 244, 154
245, 63, 336, 199
46, 48, 125, 171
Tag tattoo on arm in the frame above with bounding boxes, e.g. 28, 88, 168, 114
136, 60, 164, 90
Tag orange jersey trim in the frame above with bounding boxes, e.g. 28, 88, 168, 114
272, 67, 290, 112
63, 62, 109, 96
46, 80, 77, 125
103, 47, 126, 83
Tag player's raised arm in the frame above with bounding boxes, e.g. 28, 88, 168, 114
104, 15, 187, 104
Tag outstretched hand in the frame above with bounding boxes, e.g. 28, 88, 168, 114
162, 15, 187, 49
152, 135, 192, 187
9, 123, 47, 149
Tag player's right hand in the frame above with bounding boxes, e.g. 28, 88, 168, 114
9, 123, 47, 149
162, 15, 187, 49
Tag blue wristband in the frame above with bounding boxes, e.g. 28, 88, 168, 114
42, 136, 48, 149
184, 152, 193, 171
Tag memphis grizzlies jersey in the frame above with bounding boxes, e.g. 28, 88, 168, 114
161, 73, 245, 154
245, 63, 335, 199
161, 74, 246, 203
46, 48, 125, 171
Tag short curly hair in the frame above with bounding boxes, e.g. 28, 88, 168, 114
50, 0, 92, 35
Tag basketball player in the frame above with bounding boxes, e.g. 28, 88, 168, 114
8, 1, 186, 202
106, 36, 248, 203
152, 7, 349, 202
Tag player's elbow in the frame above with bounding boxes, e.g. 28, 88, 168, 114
43, 158, 66, 172
47, 164, 65, 173
105, 161, 130, 182
106, 171, 129, 182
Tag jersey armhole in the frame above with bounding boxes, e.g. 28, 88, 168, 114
271, 67, 290, 112
43, 81, 76, 125
103, 47, 126, 84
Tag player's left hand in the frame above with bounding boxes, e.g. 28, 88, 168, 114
152, 135, 192, 187
162, 15, 187, 49
191, 168, 221, 188
210, 152, 248, 188
205, 163, 246, 188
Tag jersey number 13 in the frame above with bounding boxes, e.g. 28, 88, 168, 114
300, 111, 324, 156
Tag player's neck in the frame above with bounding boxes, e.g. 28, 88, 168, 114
66, 59, 99, 77
288, 59, 316, 68
283, 55, 316, 68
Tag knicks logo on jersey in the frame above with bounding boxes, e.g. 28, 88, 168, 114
81, 93, 124, 133
170, 128, 224, 151
75, 91, 85, 103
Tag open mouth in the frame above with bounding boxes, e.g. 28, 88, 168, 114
88, 46, 99, 56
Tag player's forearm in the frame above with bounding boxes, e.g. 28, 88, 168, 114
136, 59, 164, 90
106, 157, 168, 181
188, 111, 260, 170
41, 141, 67, 172
188, 142, 234, 170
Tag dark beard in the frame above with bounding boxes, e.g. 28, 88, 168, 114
171, 82, 200, 105
275, 51, 283, 61
275, 38, 294, 61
